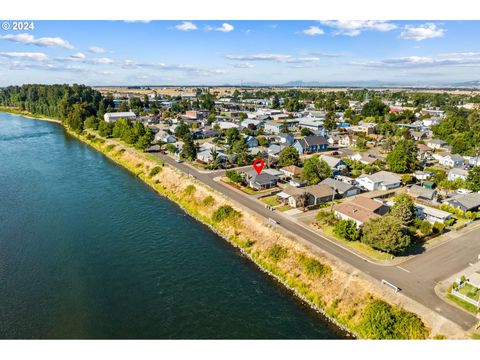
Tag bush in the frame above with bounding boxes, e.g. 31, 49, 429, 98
297, 254, 330, 277
419, 221, 432, 236
267, 244, 288, 263
202, 195, 215, 207
212, 205, 241, 223
432, 222, 445, 234
444, 218, 456, 227
225, 170, 243, 184
149, 166, 161, 177
316, 210, 337, 226
333, 219, 360, 241
184, 184, 196, 196
357, 299, 428, 339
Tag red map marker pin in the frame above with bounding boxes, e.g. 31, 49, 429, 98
253, 159, 265, 174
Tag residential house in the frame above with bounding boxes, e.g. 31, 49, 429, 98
264, 122, 284, 134
415, 204, 451, 224
320, 155, 348, 174
280, 165, 303, 178
245, 136, 259, 148
320, 178, 361, 198
413, 171, 433, 181
248, 173, 279, 190
277, 184, 333, 208
154, 130, 176, 144
338, 133, 356, 148
440, 154, 465, 168
217, 121, 240, 130
293, 135, 329, 154
410, 131, 429, 141
426, 139, 447, 150
443, 192, 480, 212
333, 196, 389, 228
298, 117, 324, 131
356, 171, 402, 191
448, 168, 469, 181
350, 152, 380, 165
408, 184, 437, 201
274, 133, 295, 145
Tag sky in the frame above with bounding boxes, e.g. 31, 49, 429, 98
0, 20, 479, 86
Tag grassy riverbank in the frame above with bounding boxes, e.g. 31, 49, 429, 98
3, 109, 456, 339
0, 106, 61, 124
68, 128, 436, 339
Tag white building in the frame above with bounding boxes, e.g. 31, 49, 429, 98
356, 171, 402, 192
104, 111, 136, 123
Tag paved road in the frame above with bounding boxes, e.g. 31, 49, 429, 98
156, 153, 479, 329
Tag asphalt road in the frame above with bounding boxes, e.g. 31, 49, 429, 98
156, 153, 479, 329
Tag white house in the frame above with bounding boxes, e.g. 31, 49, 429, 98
154, 130, 176, 144
426, 139, 447, 149
448, 168, 469, 181
356, 171, 402, 192
439, 154, 465, 168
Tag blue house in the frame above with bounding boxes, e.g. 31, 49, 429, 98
245, 136, 259, 148
293, 135, 329, 154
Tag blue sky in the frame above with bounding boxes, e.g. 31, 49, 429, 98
0, 20, 479, 86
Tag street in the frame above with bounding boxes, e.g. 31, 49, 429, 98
156, 152, 479, 330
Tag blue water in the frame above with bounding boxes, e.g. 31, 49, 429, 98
0, 112, 344, 339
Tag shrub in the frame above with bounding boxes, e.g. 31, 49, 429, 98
419, 221, 432, 236
149, 166, 161, 177
212, 205, 241, 224
202, 195, 215, 207
297, 254, 330, 277
267, 244, 288, 263
184, 184, 196, 196
444, 218, 456, 227
105, 144, 115, 152
432, 222, 445, 234
357, 299, 428, 339
333, 219, 360, 241
316, 210, 337, 226
225, 170, 243, 184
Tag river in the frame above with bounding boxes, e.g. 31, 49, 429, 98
0, 112, 345, 339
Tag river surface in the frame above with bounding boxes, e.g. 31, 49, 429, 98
0, 112, 345, 339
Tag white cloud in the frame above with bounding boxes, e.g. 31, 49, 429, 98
400, 23, 446, 41
215, 23, 234, 32
226, 53, 320, 63
124, 20, 151, 23
0, 33, 73, 49
119, 60, 225, 76
231, 62, 254, 68
58, 52, 113, 65
355, 52, 480, 68
88, 46, 107, 54
320, 20, 396, 36
302, 26, 324, 36
0, 52, 48, 61
175, 21, 197, 31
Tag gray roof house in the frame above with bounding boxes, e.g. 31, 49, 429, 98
444, 192, 480, 212
248, 173, 279, 190
439, 154, 465, 168
408, 184, 437, 201
293, 135, 329, 154
319, 155, 347, 174
320, 178, 361, 198
356, 171, 402, 192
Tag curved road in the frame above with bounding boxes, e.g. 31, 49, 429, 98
156, 152, 479, 330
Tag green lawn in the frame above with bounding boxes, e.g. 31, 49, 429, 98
277, 205, 293, 212
321, 225, 393, 261
446, 294, 479, 314
260, 195, 281, 207
458, 283, 480, 301
222, 178, 275, 195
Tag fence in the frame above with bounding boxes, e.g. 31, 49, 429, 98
452, 282, 480, 308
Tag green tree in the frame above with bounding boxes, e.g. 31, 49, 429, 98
135, 127, 154, 151
65, 103, 87, 133
98, 120, 113, 137
333, 219, 359, 241
301, 156, 333, 185
225, 127, 241, 146
323, 111, 337, 131
300, 127, 314, 137
467, 166, 480, 191
386, 139, 418, 173
180, 133, 197, 160
278, 146, 301, 167
390, 194, 416, 225
84, 115, 98, 130
257, 136, 268, 147
361, 99, 389, 117
361, 216, 411, 254
174, 120, 190, 139
225, 170, 243, 184
272, 94, 280, 109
